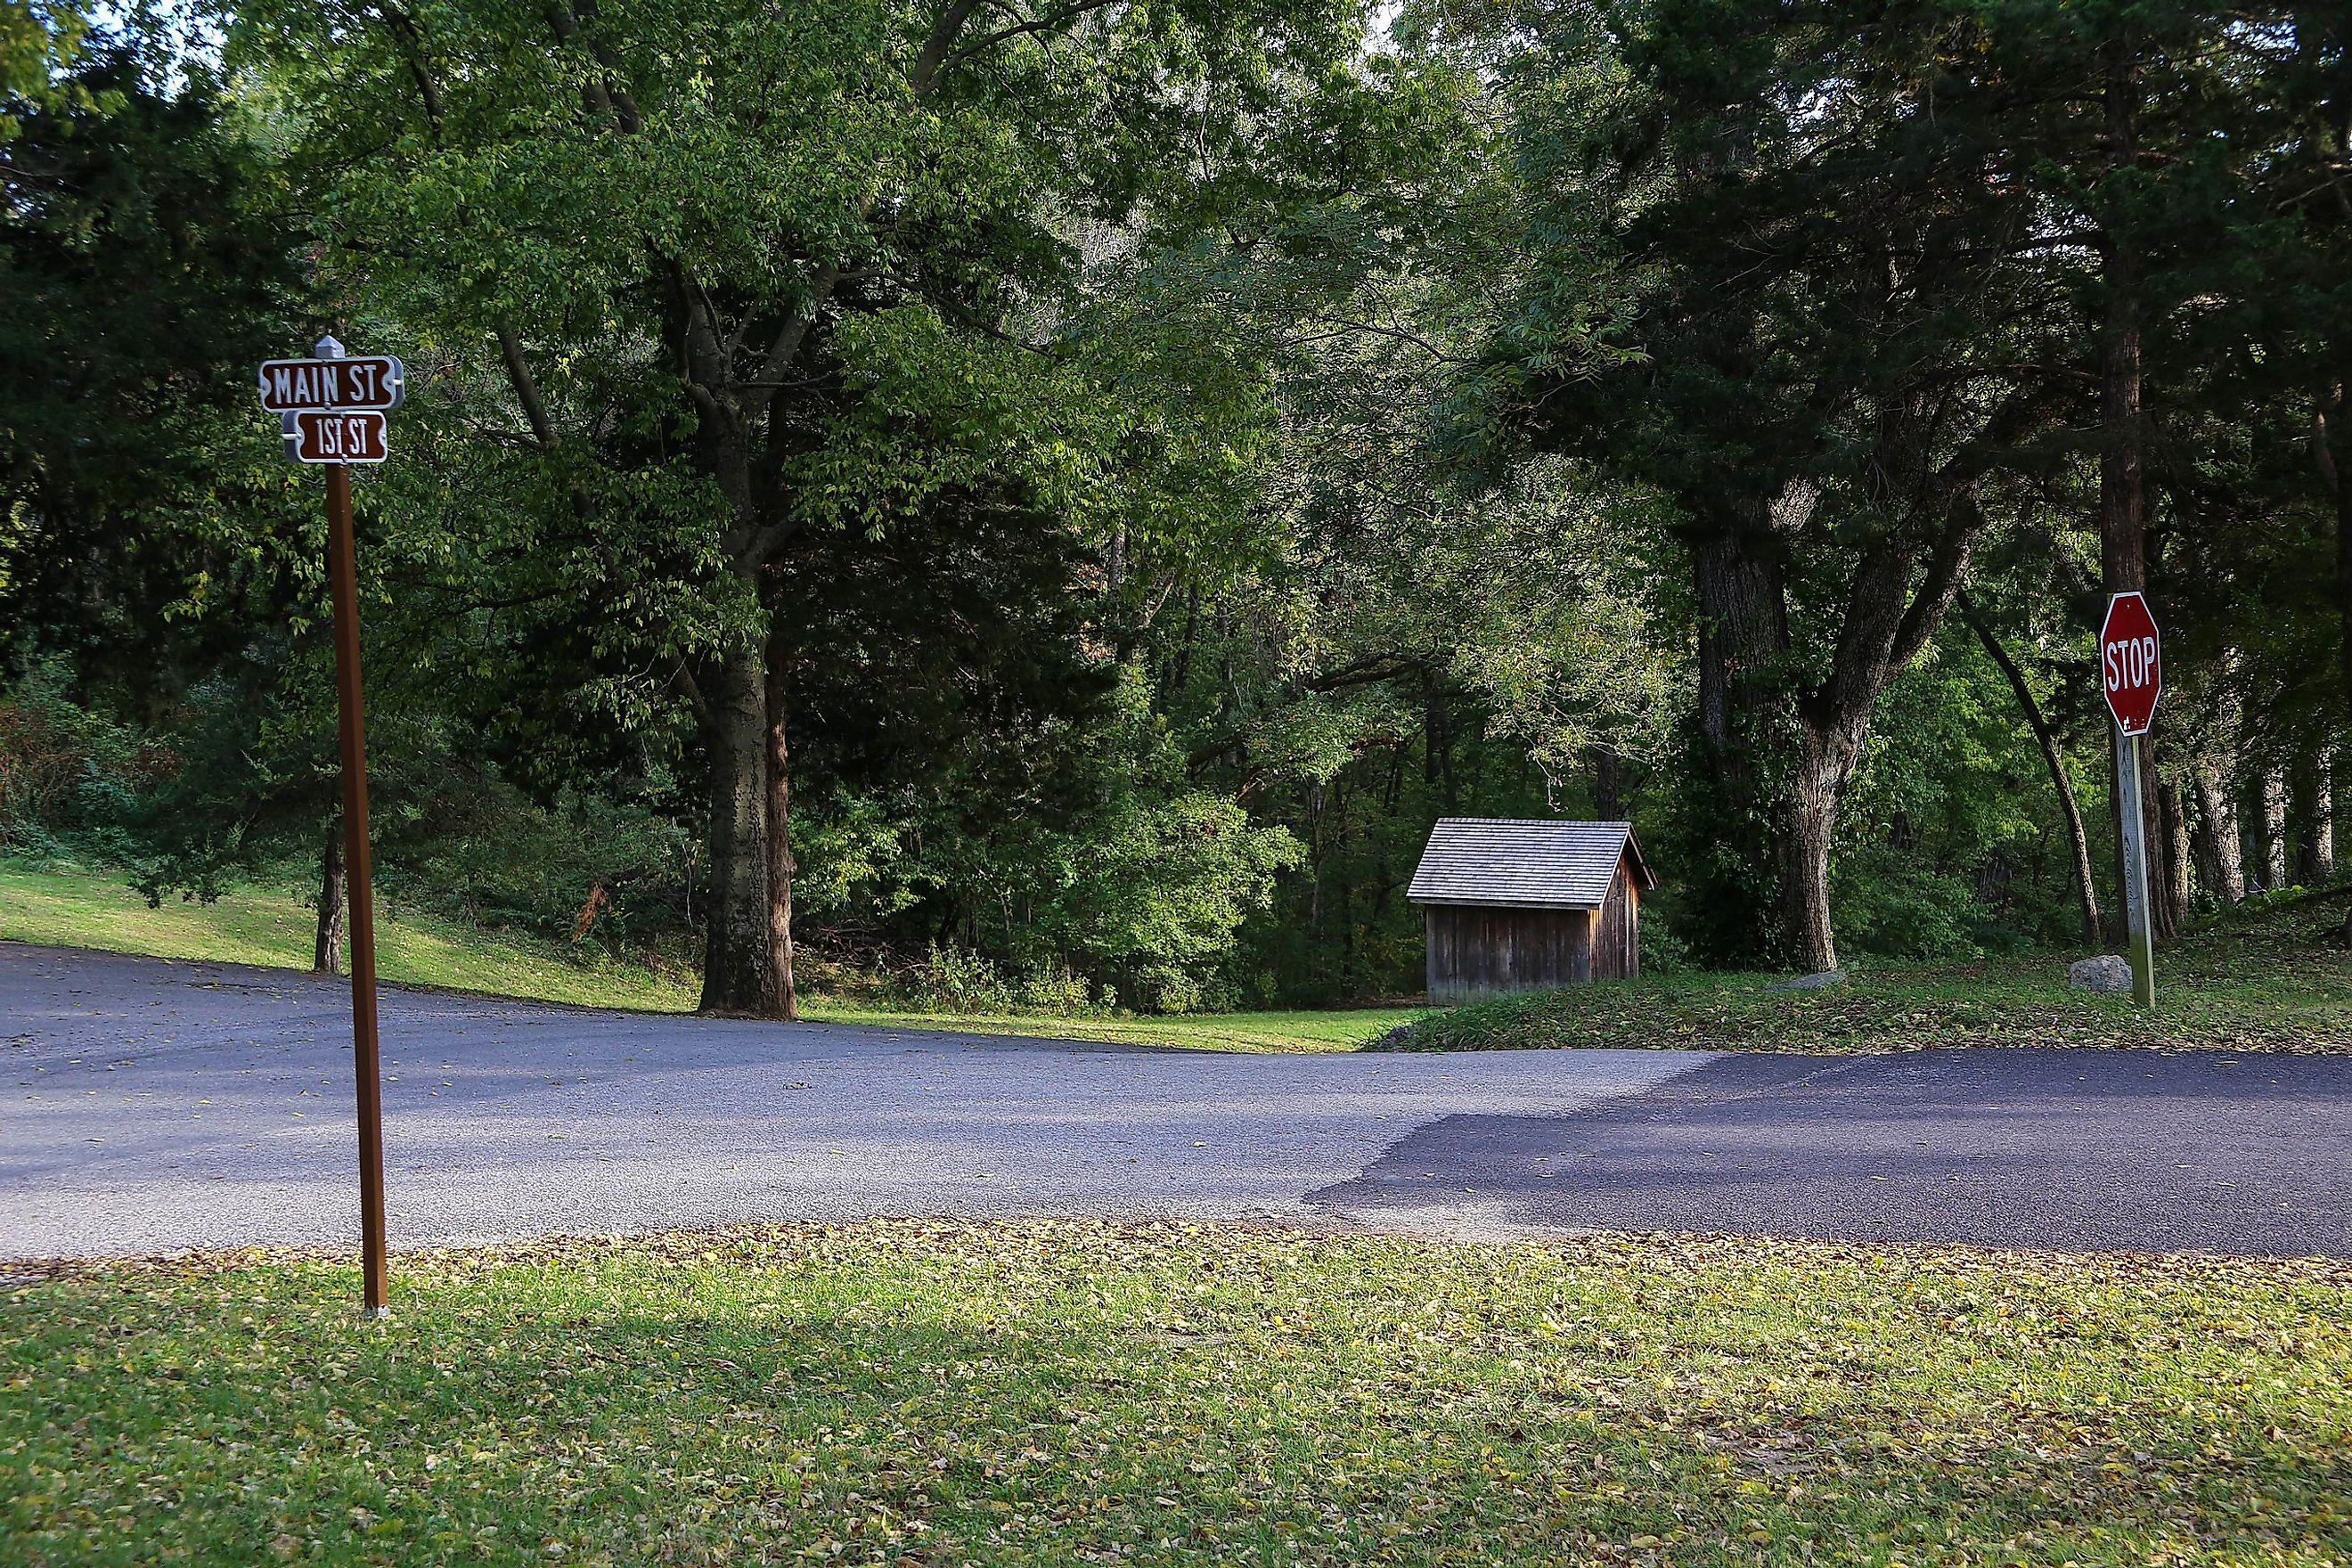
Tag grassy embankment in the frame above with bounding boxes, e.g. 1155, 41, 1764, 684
0, 862, 1417, 1053
18, 858, 2352, 1056
4, 1219, 2345, 1567
1399, 886, 2352, 1055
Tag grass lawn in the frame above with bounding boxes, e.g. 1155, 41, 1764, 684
0, 862, 1415, 1052
804, 1001, 1417, 1054
4, 1220, 2345, 1566
1399, 886, 2352, 1056
0, 861, 701, 1013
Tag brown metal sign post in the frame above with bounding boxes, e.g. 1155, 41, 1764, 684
270, 335, 395, 1316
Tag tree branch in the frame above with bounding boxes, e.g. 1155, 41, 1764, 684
911, 0, 986, 100
669, 657, 716, 733
496, 320, 559, 450
935, 0, 1125, 79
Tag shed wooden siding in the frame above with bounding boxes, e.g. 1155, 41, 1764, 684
1425, 905, 1594, 1003
1594, 862, 1639, 980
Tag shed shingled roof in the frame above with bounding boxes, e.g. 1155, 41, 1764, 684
1406, 818, 1654, 910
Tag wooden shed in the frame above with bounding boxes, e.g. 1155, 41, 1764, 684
1407, 818, 1655, 1002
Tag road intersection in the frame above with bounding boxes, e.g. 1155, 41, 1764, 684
6, 943, 2348, 1259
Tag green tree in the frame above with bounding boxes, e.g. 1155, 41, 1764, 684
232, 0, 1373, 1015
1490, 0, 2081, 970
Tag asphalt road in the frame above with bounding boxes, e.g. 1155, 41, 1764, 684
6, 943, 2348, 1258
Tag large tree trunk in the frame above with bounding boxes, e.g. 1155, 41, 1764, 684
2100, 29, 2152, 944
313, 813, 347, 976
1778, 728, 1848, 974
2158, 773, 2191, 935
2099, 37, 2145, 600
2314, 761, 2332, 884
698, 645, 780, 1015
1693, 474, 1977, 973
764, 634, 799, 1022
2141, 739, 2178, 942
1961, 595, 2103, 945
2306, 755, 2337, 882
2262, 768, 2290, 890
2191, 758, 2244, 904
1589, 747, 1628, 821
2318, 396, 2352, 704
1691, 518, 1793, 959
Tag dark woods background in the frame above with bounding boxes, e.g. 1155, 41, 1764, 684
4, 0, 2350, 1012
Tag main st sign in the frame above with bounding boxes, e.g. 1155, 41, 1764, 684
257, 354, 405, 413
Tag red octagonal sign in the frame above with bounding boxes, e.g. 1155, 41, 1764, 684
2101, 592, 2162, 736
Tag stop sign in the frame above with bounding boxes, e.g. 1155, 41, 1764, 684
2101, 592, 2162, 736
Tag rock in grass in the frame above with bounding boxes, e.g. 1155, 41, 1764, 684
2069, 954, 2136, 994
1767, 968, 1846, 992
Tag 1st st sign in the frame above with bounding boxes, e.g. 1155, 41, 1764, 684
283, 410, 389, 465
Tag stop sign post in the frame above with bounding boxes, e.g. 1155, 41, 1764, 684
261, 335, 393, 1317
2101, 592, 2161, 1007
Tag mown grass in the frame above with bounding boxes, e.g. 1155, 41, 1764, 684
0, 862, 1414, 1052
805, 1000, 1417, 1054
3, 1220, 2345, 1567
0, 862, 699, 1013
1401, 886, 2352, 1056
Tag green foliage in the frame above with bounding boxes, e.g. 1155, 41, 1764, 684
0, 24, 305, 678
1830, 625, 2109, 959
377, 779, 691, 951
882, 945, 1107, 1017
14, 0, 2352, 1006
0, 655, 154, 852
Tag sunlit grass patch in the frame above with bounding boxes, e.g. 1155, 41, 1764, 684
1402, 886, 2352, 1055
4, 1220, 2346, 1565
0, 861, 700, 1013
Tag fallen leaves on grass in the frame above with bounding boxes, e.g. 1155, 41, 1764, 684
5, 1220, 2348, 1566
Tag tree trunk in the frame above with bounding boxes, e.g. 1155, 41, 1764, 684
2318, 755, 2337, 881
2191, 759, 2243, 904
2262, 768, 2290, 890
2100, 29, 2149, 943
2140, 739, 2176, 942
313, 813, 347, 976
1778, 730, 1843, 974
1960, 595, 2103, 945
697, 644, 780, 1015
764, 636, 799, 1022
2294, 757, 2329, 885
1690, 520, 1792, 957
1692, 526, 1790, 772
1590, 747, 1628, 821
2158, 774, 2191, 934
2319, 397, 2352, 705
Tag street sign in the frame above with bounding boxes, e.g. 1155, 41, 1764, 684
257, 354, 404, 412
262, 335, 392, 1316
2101, 592, 2162, 736
284, 410, 389, 465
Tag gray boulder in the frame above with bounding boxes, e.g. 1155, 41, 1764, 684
2069, 954, 2135, 994
1768, 968, 1847, 992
